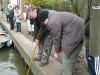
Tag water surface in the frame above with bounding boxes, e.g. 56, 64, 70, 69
0, 46, 33, 75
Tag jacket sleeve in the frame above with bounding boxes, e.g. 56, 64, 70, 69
12, 9, 14, 18
33, 22, 40, 41
51, 23, 61, 53
33, 22, 47, 41
11, 9, 14, 18
71, 0, 78, 14
84, 0, 91, 36
37, 24, 47, 41
83, 0, 91, 48
12, 11, 14, 18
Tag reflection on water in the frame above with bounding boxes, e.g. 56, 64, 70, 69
0, 46, 33, 75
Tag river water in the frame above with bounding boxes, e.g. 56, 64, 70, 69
0, 46, 33, 75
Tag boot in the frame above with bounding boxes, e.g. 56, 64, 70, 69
34, 57, 41, 61
39, 62, 48, 67
27, 31, 31, 35
31, 31, 34, 37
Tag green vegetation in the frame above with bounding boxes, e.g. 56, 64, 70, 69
24, 0, 73, 12
2, 0, 9, 8
25, 0, 45, 7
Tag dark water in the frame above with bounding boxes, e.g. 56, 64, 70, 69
0, 46, 33, 75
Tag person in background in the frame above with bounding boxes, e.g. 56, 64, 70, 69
38, 10, 84, 75
1, 8, 4, 14
13, 4, 17, 29
14, 6, 22, 34
5, 8, 9, 22
28, 7, 53, 67
9, 6, 14, 30
30, 17, 34, 37
25, 4, 32, 35
84, 0, 100, 75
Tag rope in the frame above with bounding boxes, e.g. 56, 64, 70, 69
48, 58, 56, 75
26, 47, 36, 75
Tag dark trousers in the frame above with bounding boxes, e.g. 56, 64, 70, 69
36, 31, 53, 63
9, 18, 14, 30
6, 15, 9, 22
86, 50, 96, 75
16, 22, 21, 32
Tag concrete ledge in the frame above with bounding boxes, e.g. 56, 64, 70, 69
0, 20, 62, 75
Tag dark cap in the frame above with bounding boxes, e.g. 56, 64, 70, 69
38, 10, 48, 23
15, 5, 19, 8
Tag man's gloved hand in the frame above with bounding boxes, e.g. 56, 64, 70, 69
34, 39, 39, 48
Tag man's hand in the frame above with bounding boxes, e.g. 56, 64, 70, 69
54, 48, 63, 59
34, 39, 39, 48
54, 52, 59, 59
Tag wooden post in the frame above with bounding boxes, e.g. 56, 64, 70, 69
22, 0, 25, 12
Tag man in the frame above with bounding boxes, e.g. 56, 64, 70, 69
84, 0, 100, 75
38, 10, 84, 75
9, 6, 14, 30
28, 7, 53, 67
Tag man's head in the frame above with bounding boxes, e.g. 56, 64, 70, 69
38, 10, 49, 25
15, 5, 19, 10
9, 6, 12, 10
25, 4, 29, 9
28, 9, 37, 19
